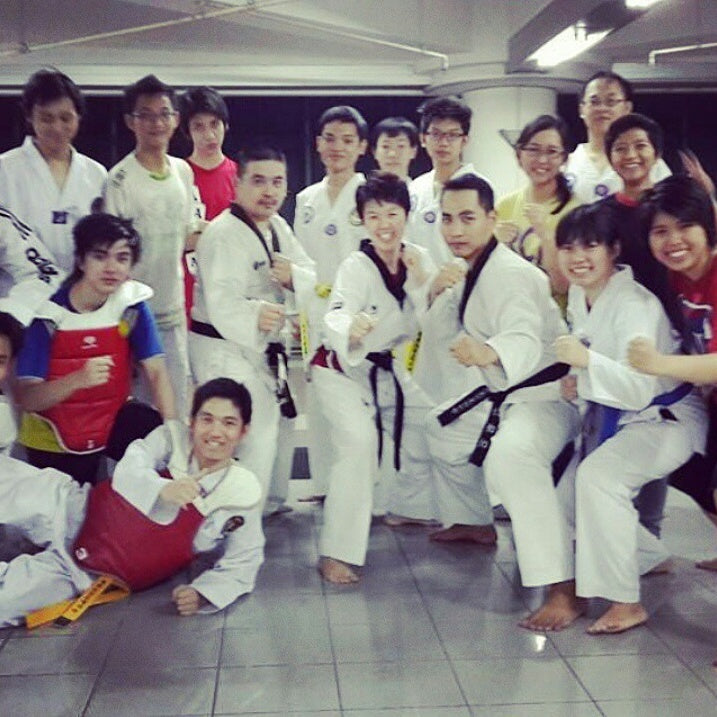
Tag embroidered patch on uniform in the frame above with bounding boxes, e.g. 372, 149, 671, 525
222, 515, 245, 534
595, 183, 609, 198
253, 260, 267, 270
349, 208, 362, 227
423, 210, 436, 224
117, 319, 130, 338
324, 223, 338, 236
51, 211, 68, 224
82, 335, 98, 350
111, 169, 126, 187
302, 206, 315, 224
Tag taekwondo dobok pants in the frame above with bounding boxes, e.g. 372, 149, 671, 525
0, 462, 92, 627
483, 400, 581, 587
314, 365, 435, 566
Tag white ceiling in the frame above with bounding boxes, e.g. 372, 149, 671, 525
0, 0, 714, 93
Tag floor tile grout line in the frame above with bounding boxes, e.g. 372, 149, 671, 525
79, 609, 131, 717
645, 619, 717, 699
210, 605, 230, 716
393, 525, 473, 710
311, 503, 351, 714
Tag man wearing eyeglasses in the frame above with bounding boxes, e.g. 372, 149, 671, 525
105, 75, 203, 417
409, 97, 490, 266
565, 71, 670, 204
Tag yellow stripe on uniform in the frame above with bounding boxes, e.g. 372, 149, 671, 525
403, 331, 422, 374
25, 575, 130, 629
298, 310, 311, 364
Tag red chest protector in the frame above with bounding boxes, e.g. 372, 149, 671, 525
42, 324, 131, 453
72, 473, 203, 591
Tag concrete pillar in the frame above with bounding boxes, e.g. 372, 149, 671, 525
462, 86, 557, 199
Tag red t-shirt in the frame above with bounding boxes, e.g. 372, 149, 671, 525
187, 156, 238, 220
672, 256, 717, 354
184, 156, 238, 320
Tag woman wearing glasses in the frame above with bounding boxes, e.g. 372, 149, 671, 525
0, 69, 107, 276
495, 114, 578, 309
564, 71, 670, 205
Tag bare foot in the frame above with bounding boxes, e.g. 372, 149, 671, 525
519, 581, 585, 632
696, 557, 717, 571
429, 523, 497, 545
298, 494, 326, 504
318, 557, 359, 584
384, 514, 440, 528
587, 602, 648, 635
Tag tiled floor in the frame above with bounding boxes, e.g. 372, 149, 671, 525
1, 479, 716, 716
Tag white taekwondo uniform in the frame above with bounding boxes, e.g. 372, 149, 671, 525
424, 240, 571, 532
408, 164, 488, 266
190, 206, 315, 503
0, 423, 264, 627
0, 205, 64, 324
562, 266, 706, 604
564, 144, 670, 205
105, 153, 199, 416
293, 173, 365, 495
0, 137, 107, 276
317, 241, 436, 566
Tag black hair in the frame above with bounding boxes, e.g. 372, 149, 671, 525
317, 106, 368, 141
0, 312, 24, 358
516, 114, 572, 214
356, 171, 411, 219
641, 176, 717, 248
370, 117, 419, 150
418, 96, 471, 136
604, 112, 664, 160
581, 70, 634, 103
22, 68, 85, 118
179, 86, 229, 136
555, 203, 619, 251
442, 173, 494, 212
123, 74, 177, 115
235, 146, 287, 176
67, 213, 141, 285
191, 377, 252, 425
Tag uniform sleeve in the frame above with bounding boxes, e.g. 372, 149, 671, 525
577, 295, 661, 410
323, 254, 370, 365
473, 266, 546, 388
178, 160, 201, 235
292, 192, 309, 245
191, 505, 265, 611
15, 319, 52, 379
104, 171, 128, 218
129, 301, 164, 361
111, 425, 175, 517
275, 216, 317, 311
404, 246, 437, 319
195, 227, 264, 351
0, 213, 64, 290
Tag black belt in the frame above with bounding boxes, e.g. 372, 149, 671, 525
366, 350, 404, 471
190, 320, 223, 340
438, 362, 570, 466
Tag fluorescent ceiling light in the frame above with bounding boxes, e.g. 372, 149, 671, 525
528, 23, 611, 68
625, 0, 663, 8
